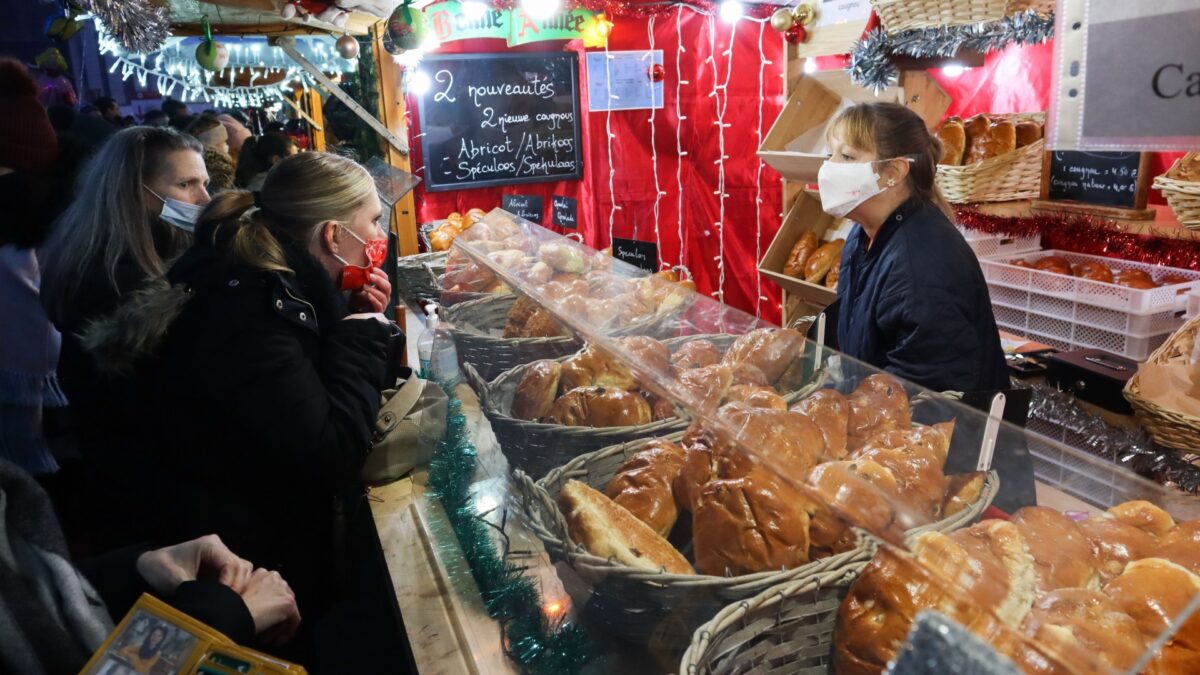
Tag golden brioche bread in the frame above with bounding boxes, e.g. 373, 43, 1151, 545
429, 225, 456, 252
519, 307, 568, 338
937, 117, 967, 165
825, 255, 842, 290
1019, 588, 1147, 672
713, 403, 825, 486
914, 521, 1037, 628
1014, 120, 1043, 149
604, 439, 687, 537
1107, 500, 1176, 539
1156, 521, 1200, 575
503, 295, 540, 337
673, 421, 722, 513
1167, 152, 1200, 181
853, 444, 946, 526
1078, 513, 1159, 583
584, 297, 621, 328
942, 471, 985, 518
1073, 261, 1114, 283
963, 114, 992, 153
1010, 506, 1101, 593
671, 339, 721, 371
807, 459, 899, 551
618, 336, 672, 379
720, 327, 806, 386
790, 389, 850, 460
847, 374, 913, 452
676, 363, 734, 413
722, 385, 787, 411
805, 240, 845, 284
511, 360, 563, 421
559, 344, 636, 393
783, 231, 819, 278
1104, 557, 1200, 668
967, 119, 1017, 163
646, 392, 676, 422
559, 479, 693, 574
692, 471, 811, 576
543, 387, 652, 428
858, 421, 955, 466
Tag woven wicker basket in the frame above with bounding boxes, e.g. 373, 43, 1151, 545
464, 334, 767, 478
1008, 0, 1054, 13
1153, 155, 1200, 230
678, 472, 999, 674
443, 294, 582, 382
520, 425, 999, 657
871, 0, 1010, 34
1124, 314, 1200, 452
937, 113, 1045, 204
394, 251, 447, 304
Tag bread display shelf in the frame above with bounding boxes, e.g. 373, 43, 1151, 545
757, 71, 948, 185
758, 191, 845, 307
936, 112, 1046, 204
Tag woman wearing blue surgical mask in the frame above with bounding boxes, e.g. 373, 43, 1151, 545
820, 102, 1007, 393
40, 126, 209, 549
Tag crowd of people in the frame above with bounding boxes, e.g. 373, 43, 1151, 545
1, 56, 402, 672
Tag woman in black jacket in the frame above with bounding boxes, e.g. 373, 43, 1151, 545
820, 102, 1008, 394
82, 152, 394, 642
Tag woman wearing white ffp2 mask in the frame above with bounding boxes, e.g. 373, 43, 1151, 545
820, 102, 1008, 395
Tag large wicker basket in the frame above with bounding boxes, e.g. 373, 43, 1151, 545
443, 294, 582, 382
678, 472, 999, 674
1153, 154, 1200, 230
871, 0, 1010, 34
394, 251, 447, 304
1124, 314, 1200, 452
936, 113, 1045, 204
520, 427, 999, 659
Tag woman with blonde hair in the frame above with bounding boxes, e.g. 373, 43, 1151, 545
187, 115, 236, 193
82, 151, 395, 649
819, 102, 1006, 393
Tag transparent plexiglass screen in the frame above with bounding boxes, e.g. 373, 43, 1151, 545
434, 208, 1200, 674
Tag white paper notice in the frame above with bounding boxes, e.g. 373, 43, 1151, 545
816, 0, 873, 27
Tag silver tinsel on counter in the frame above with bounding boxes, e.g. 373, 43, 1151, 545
848, 10, 1056, 93
1021, 381, 1200, 494
79, 0, 171, 54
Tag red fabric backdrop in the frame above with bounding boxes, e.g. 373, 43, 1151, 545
407, 21, 1182, 324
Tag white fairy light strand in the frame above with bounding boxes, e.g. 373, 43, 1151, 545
605, 33, 618, 247
705, 15, 735, 305
754, 20, 768, 317
675, 4, 687, 272
648, 15, 664, 269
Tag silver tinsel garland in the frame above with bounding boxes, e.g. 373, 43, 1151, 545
1020, 381, 1200, 494
79, 0, 171, 54
848, 10, 1056, 93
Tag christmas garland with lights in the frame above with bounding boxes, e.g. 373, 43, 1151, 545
849, 9, 1055, 93
425, 379, 593, 674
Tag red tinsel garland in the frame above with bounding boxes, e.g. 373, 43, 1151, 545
956, 208, 1200, 271
465, 0, 779, 19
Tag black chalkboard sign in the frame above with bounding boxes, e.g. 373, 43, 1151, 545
1044, 151, 1148, 209
416, 52, 584, 192
612, 238, 658, 273
501, 194, 543, 224
551, 195, 577, 229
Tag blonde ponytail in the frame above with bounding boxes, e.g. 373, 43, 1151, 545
197, 152, 375, 275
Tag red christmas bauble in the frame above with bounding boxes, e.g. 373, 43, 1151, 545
785, 24, 807, 45
648, 63, 665, 82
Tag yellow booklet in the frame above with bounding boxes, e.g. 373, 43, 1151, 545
79, 593, 306, 675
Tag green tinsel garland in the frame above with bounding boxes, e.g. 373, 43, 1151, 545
425, 379, 594, 674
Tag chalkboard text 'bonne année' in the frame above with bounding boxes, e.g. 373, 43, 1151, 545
416, 52, 584, 191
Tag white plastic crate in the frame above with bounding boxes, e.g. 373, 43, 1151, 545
957, 227, 1041, 259
993, 302, 1172, 360
980, 249, 1200, 314
989, 289, 1185, 336
1027, 417, 1200, 520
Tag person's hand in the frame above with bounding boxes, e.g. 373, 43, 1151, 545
343, 312, 388, 323
136, 534, 254, 595
240, 568, 301, 644
348, 267, 391, 314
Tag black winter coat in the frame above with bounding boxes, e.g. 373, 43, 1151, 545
84, 238, 392, 619
836, 199, 1008, 393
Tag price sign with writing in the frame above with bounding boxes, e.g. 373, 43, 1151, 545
415, 52, 584, 191
551, 194, 577, 228
1035, 150, 1154, 219
612, 237, 658, 273
501, 194, 544, 223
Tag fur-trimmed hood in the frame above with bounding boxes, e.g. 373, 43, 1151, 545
79, 276, 192, 375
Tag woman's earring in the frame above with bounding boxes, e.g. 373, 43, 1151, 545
887, 178, 897, 187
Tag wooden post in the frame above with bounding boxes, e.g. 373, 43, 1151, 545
371, 23, 419, 257
306, 88, 326, 151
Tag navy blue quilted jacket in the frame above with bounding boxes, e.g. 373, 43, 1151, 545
835, 198, 1008, 393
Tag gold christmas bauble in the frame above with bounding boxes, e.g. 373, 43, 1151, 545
770, 8, 795, 32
